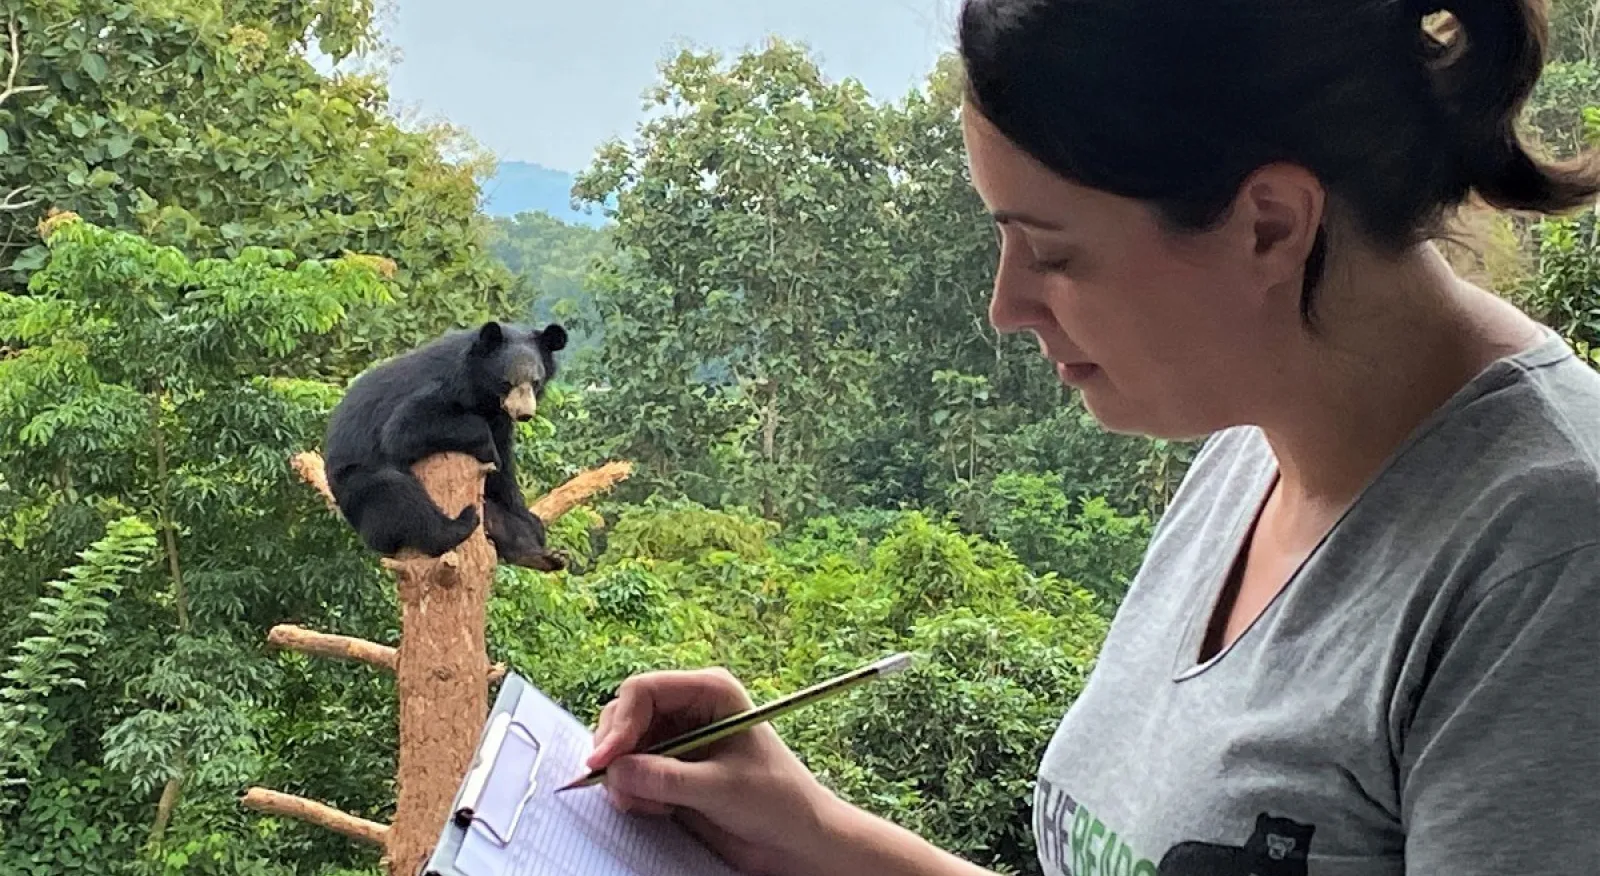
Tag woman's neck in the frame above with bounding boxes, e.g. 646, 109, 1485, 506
1255, 242, 1545, 510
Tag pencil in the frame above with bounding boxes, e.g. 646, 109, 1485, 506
556, 652, 914, 792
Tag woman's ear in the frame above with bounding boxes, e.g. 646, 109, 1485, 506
1237, 163, 1326, 292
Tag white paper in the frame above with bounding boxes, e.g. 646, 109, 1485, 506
453, 683, 742, 876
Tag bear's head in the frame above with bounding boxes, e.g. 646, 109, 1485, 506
468, 320, 567, 422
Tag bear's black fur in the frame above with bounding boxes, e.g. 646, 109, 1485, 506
323, 320, 568, 570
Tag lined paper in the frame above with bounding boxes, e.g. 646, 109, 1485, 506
452, 683, 742, 876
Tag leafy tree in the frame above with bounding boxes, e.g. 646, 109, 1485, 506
0, 515, 157, 811
564, 44, 1180, 526
574, 39, 897, 518
486, 209, 612, 356
0, 214, 399, 873
0, 0, 519, 368
1550, 0, 1600, 65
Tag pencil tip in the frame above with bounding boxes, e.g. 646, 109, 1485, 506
554, 776, 591, 793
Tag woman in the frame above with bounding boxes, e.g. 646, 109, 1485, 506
586, 0, 1600, 872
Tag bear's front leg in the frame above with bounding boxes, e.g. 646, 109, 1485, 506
479, 416, 566, 571
484, 500, 567, 571
379, 398, 500, 469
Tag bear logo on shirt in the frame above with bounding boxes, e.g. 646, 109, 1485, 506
1156, 812, 1315, 876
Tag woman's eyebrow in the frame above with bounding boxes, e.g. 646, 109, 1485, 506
991, 210, 1066, 232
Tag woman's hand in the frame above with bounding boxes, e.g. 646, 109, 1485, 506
585, 667, 839, 876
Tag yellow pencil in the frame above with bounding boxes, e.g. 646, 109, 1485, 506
557, 652, 914, 792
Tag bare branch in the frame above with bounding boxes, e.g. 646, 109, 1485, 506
1, 17, 47, 108
263, 624, 508, 689
267, 624, 397, 672
292, 449, 632, 531
240, 788, 389, 848
290, 451, 337, 512
531, 460, 633, 522
0, 187, 39, 212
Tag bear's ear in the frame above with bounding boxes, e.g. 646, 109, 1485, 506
540, 323, 568, 352
472, 321, 506, 355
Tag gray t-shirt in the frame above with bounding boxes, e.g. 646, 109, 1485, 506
1034, 331, 1600, 876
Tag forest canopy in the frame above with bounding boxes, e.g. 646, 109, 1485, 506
2, 1, 1599, 873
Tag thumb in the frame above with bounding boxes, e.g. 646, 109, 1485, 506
605, 753, 725, 808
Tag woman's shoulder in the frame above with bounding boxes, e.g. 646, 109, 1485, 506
1419, 334, 1600, 534
1377, 333, 1600, 596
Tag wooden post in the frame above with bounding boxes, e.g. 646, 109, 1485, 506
244, 452, 633, 875
382, 452, 495, 876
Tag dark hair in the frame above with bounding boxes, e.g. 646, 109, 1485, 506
958, 0, 1600, 318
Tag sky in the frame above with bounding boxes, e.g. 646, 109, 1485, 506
381, 0, 961, 173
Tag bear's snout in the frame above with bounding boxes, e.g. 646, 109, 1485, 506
502, 382, 538, 422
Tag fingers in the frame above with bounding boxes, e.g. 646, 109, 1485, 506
588, 696, 640, 768
587, 668, 754, 769
592, 699, 619, 748
605, 752, 728, 809
606, 785, 674, 817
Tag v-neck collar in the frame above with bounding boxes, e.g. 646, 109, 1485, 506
1169, 328, 1572, 682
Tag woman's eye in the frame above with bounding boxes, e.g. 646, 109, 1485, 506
1030, 256, 1072, 274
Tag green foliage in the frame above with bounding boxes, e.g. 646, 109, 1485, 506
0, 0, 521, 370
601, 500, 778, 564
805, 602, 1102, 872
31, 18, 1600, 876
1520, 212, 1600, 368
0, 216, 405, 872
488, 504, 1114, 875
487, 210, 612, 355
1549, 0, 1600, 65
1, 766, 141, 874
572, 39, 899, 518
958, 472, 1151, 611
0, 516, 158, 806
1525, 61, 1600, 157
567, 45, 1183, 523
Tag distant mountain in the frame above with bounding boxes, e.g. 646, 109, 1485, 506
480, 160, 611, 227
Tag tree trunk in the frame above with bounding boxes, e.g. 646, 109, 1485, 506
382, 452, 496, 876
249, 453, 634, 872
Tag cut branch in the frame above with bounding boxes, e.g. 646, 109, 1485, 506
267, 624, 396, 672
269, 450, 632, 873
530, 460, 633, 522
292, 449, 632, 528
291, 451, 337, 511
266, 623, 506, 681
1, 17, 47, 108
240, 788, 389, 848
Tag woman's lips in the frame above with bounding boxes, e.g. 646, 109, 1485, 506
1056, 361, 1100, 385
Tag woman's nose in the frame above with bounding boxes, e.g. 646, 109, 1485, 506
987, 249, 1045, 335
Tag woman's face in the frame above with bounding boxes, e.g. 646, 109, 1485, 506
961, 104, 1298, 440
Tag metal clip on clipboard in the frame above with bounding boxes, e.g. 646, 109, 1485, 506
451, 709, 546, 847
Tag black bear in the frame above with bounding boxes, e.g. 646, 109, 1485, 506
1156, 813, 1315, 876
323, 320, 568, 571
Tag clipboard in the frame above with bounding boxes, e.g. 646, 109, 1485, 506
421, 671, 741, 876
423, 672, 541, 875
